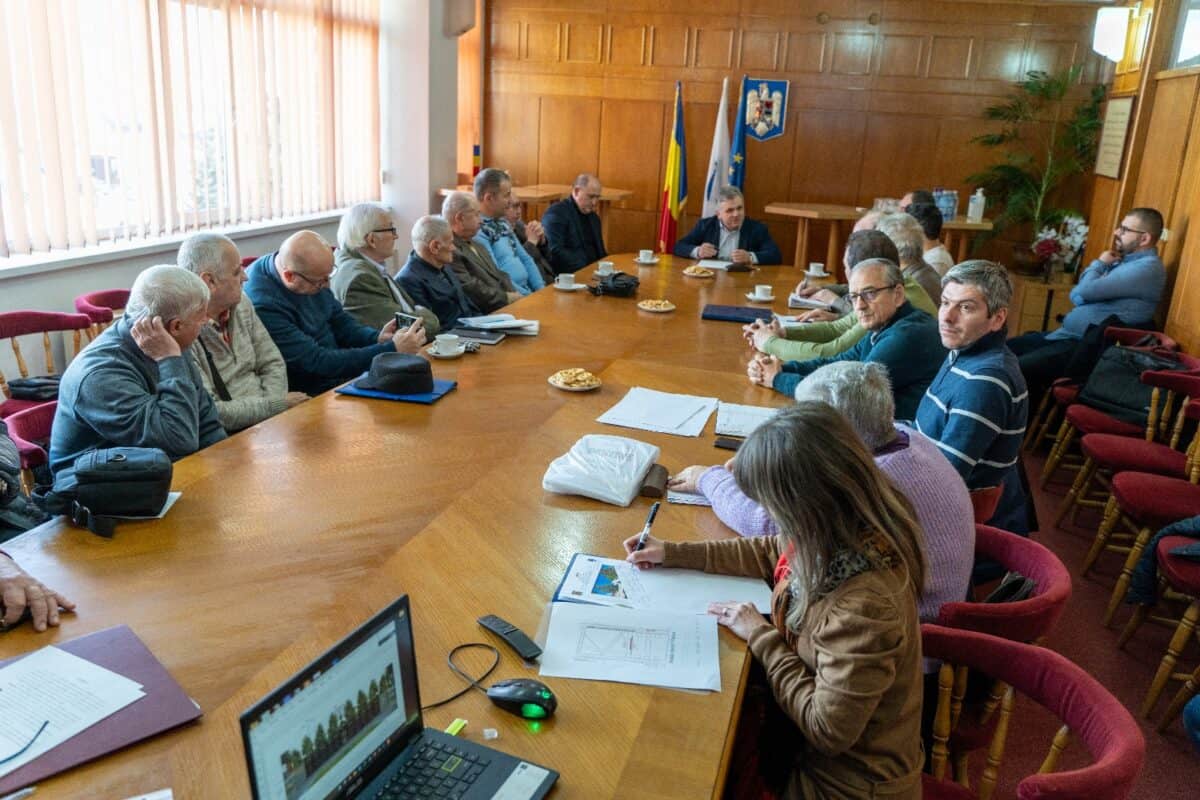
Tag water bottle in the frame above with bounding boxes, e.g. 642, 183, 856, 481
967, 188, 986, 223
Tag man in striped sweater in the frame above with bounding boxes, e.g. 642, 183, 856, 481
916, 260, 1031, 534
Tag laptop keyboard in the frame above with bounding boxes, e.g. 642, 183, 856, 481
372, 737, 491, 799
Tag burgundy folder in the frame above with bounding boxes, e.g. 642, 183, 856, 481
0, 624, 202, 793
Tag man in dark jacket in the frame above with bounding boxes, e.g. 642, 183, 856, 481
541, 173, 607, 273
397, 216, 481, 331
673, 186, 781, 266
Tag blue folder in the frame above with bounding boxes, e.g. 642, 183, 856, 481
701, 304, 774, 324
335, 376, 457, 404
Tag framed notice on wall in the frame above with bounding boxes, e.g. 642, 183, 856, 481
1095, 97, 1135, 179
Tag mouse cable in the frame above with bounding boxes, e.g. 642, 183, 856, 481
420, 642, 501, 711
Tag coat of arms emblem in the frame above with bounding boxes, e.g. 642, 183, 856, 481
742, 79, 789, 141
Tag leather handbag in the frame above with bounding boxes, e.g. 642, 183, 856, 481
7, 375, 60, 401
33, 447, 173, 537
1075, 346, 1184, 425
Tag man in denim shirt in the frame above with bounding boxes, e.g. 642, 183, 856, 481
471, 168, 545, 295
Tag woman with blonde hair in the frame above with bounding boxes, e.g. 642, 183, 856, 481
626, 401, 927, 799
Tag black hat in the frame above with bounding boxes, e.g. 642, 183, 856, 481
354, 353, 434, 394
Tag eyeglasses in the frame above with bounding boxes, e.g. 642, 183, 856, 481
371, 226, 398, 236
1116, 224, 1147, 236
291, 271, 331, 289
845, 284, 899, 305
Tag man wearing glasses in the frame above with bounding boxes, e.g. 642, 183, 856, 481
749, 257, 944, 419
542, 173, 608, 274
246, 230, 426, 396
1007, 207, 1166, 401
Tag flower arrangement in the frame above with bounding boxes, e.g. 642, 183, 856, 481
1032, 215, 1088, 281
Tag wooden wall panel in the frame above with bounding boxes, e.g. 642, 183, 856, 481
1131, 75, 1200, 220
1163, 82, 1200, 351
536, 96, 603, 185
859, 115, 942, 204
484, 94, 540, 189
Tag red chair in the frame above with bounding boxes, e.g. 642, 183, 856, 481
968, 486, 1002, 525
923, 624, 1144, 800
3, 401, 55, 495
74, 288, 130, 337
0, 311, 92, 419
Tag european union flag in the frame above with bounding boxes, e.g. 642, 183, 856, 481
728, 75, 747, 190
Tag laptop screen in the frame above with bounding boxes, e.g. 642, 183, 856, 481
241, 596, 424, 800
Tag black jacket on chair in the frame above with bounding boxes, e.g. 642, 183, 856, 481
542, 198, 607, 274
672, 216, 782, 265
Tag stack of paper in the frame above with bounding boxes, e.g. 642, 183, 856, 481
666, 490, 712, 507
715, 402, 778, 438
696, 259, 733, 270
597, 387, 718, 437
553, 554, 771, 614
787, 294, 838, 312
458, 313, 539, 336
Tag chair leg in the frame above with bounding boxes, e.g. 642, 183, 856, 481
1104, 526, 1152, 627
1024, 389, 1053, 451
1041, 421, 1076, 488
1055, 456, 1095, 528
1082, 495, 1120, 576
1141, 600, 1200, 717
1118, 604, 1151, 649
1156, 663, 1200, 733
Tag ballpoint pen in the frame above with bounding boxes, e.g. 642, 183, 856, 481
634, 501, 661, 551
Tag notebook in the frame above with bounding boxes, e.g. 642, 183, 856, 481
335, 378, 457, 405
700, 304, 773, 324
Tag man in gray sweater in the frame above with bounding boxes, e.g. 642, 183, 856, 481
179, 233, 308, 431
51, 265, 227, 482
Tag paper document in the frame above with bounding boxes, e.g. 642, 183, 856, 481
539, 603, 720, 691
715, 403, 778, 438
122, 791, 174, 800
458, 313, 538, 331
112, 491, 181, 520
597, 387, 718, 437
554, 554, 771, 614
0, 646, 145, 780
787, 294, 838, 312
696, 259, 733, 270
667, 490, 712, 507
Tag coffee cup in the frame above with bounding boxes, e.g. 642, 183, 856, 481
433, 334, 460, 355
596, 260, 615, 275
555, 273, 575, 288
808, 262, 827, 276
638, 249, 654, 262
754, 284, 772, 299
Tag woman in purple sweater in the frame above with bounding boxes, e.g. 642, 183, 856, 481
669, 361, 974, 622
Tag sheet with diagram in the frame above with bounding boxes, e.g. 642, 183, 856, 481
539, 602, 720, 691
553, 554, 771, 614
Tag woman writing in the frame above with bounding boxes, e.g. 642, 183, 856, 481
625, 402, 926, 799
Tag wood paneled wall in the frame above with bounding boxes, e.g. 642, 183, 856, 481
483, 0, 1113, 257
1161, 71, 1200, 352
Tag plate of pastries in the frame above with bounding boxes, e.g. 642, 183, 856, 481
548, 367, 602, 392
637, 299, 676, 313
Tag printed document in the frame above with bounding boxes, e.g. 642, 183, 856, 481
554, 554, 771, 614
597, 387, 718, 437
666, 490, 712, 507
714, 403, 778, 438
540, 603, 720, 691
696, 259, 733, 270
0, 646, 145, 780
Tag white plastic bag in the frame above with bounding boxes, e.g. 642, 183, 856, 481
542, 434, 660, 507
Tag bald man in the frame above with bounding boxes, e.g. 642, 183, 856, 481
541, 173, 607, 273
244, 230, 426, 395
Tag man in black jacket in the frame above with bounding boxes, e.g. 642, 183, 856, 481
673, 186, 781, 266
541, 173, 607, 274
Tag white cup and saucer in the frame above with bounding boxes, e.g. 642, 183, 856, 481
805, 262, 829, 278
595, 260, 616, 277
428, 333, 466, 359
745, 283, 775, 303
554, 273, 585, 291
634, 249, 659, 265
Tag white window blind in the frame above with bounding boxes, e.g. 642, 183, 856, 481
0, 0, 380, 260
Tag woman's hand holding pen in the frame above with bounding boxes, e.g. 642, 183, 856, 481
623, 534, 664, 570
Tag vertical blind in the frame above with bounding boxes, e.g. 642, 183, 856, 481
0, 0, 380, 259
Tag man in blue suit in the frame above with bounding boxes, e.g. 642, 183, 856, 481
673, 186, 781, 266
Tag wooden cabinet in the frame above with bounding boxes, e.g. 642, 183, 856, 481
1009, 273, 1078, 335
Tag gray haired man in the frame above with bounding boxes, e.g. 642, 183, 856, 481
50, 265, 227, 483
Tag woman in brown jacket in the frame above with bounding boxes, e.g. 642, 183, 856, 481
626, 402, 927, 799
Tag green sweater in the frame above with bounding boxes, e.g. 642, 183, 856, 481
761, 276, 937, 361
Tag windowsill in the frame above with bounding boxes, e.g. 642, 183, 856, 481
0, 209, 348, 282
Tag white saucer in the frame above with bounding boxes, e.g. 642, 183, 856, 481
805, 270, 829, 278
427, 344, 466, 360
553, 282, 587, 291
745, 292, 775, 303
594, 270, 616, 278
634, 257, 660, 265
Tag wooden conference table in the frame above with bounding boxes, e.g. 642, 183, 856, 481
765, 202, 993, 280
0, 255, 802, 799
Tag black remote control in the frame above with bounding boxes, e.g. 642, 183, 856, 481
477, 614, 543, 661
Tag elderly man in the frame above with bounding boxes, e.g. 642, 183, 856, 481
245, 230, 425, 396
0, 550, 74, 632
330, 202, 439, 335
907, 202, 954, 275
1008, 207, 1167, 401
541, 173, 607, 273
398, 216, 480, 331
750, 257, 944, 417
51, 265, 227, 483
178, 233, 306, 432
917, 260, 1031, 534
472, 168, 545, 294
744, 229, 937, 361
875, 212, 943, 306
443, 191, 519, 314
674, 186, 781, 265
670, 361, 974, 624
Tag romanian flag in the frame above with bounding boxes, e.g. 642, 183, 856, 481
657, 81, 688, 254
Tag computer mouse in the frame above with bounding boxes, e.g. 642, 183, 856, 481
486, 678, 557, 720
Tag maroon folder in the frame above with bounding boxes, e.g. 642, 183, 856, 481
0, 624, 202, 793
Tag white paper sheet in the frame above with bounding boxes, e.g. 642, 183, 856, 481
787, 294, 838, 311
666, 490, 712, 507
696, 259, 733, 270
555, 554, 771, 614
539, 603, 720, 691
714, 403, 778, 438
0, 646, 146, 780
111, 491, 182, 520
458, 313, 538, 331
122, 791, 174, 800
597, 387, 718, 437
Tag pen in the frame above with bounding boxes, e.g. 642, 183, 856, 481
634, 501, 661, 551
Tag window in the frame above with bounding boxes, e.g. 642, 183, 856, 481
0, 0, 380, 261
1172, 1, 1200, 69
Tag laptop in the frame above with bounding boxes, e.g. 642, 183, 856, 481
241, 595, 558, 800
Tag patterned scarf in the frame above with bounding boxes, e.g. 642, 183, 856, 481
478, 216, 512, 245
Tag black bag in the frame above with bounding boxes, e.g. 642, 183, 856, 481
588, 272, 640, 297
7, 375, 60, 401
32, 447, 173, 537
1076, 346, 1184, 425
